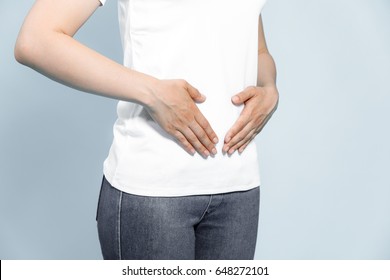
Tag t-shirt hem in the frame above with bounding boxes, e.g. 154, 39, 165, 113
103, 169, 261, 197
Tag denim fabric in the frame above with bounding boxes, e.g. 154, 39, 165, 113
96, 175, 260, 260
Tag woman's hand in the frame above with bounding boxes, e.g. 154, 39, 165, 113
146, 79, 219, 157
223, 85, 279, 155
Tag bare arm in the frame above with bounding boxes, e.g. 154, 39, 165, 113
256, 15, 277, 88
15, 0, 218, 157
223, 15, 279, 154
15, 0, 155, 105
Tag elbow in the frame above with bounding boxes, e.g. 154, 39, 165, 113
14, 42, 26, 65
14, 28, 44, 67
14, 34, 34, 66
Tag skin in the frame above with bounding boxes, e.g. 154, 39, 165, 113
223, 15, 279, 155
14, 0, 278, 157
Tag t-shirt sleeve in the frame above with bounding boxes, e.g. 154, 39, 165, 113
98, 0, 107, 6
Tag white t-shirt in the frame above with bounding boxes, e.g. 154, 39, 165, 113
99, 0, 267, 197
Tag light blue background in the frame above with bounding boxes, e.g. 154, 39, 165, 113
1, 0, 389, 259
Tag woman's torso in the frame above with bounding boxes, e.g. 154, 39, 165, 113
103, 0, 267, 196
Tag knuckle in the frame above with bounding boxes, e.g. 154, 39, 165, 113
165, 123, 175, 133
237, 140, 247, 148
237, 118, 247, 127
183, 142, 193, 151
189, 119, 198, 128
249, 86, 257, 93
201, 139, 212, 150
173, 131, 184, 141
185, 142, 193, 149
177, 79, 187, 88
193, 142, 204, 151
206, 144, 215, 151
203, 137, 213, 146
198, 131, 210, 143
196, 116, 209, 128
231, 143, 239, 150
229, 127, 238, 135
232, 134, 244, 143
186, 133, 197, 143
205, 126, 214, 135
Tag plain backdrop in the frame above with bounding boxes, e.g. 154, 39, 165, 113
1, 0, 389, 259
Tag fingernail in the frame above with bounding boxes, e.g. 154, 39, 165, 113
190, 148, 196, 155
204, 150, 210, 157
232, 96, 239, 103
228, 148, 235, 155
213, 137, 219, 144
223, 145, 229, 153
212, 148, 217, 155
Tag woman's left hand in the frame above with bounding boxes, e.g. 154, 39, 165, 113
223, 85, 279, 154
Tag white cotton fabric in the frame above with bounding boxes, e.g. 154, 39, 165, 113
100, 0, 267, 196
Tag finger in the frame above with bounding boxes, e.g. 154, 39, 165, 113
225, 104, 271, 149
179, 126, 211, 158
231, 86, 256, 105
189, 120, 217, 156
238, 134, 257, 154
194, 112, 219, 144
234, 113, 274, 154
224, 113, 251, 144
186, 82, 206, 103
224, 124, 255, 154
173, 130, 196, 155
228, 128, 256, 154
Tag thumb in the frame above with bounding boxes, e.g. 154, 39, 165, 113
231, 87, 254, 105
186, 84, 206, 103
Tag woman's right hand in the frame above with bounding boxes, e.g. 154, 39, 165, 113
14, 1, 217, 158
146, 79, 218, 157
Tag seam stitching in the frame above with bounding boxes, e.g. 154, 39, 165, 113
117, 191, 123, 260
196, 195, 213, 225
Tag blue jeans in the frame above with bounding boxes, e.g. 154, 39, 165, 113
96, 175, 260, 260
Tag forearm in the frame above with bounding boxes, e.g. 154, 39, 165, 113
13, 0, 219, 157
256, 51, 277, 88
15, 29, 156, 106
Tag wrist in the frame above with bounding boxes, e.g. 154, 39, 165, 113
257, 81, 277, 89
127, 70, 160, 108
